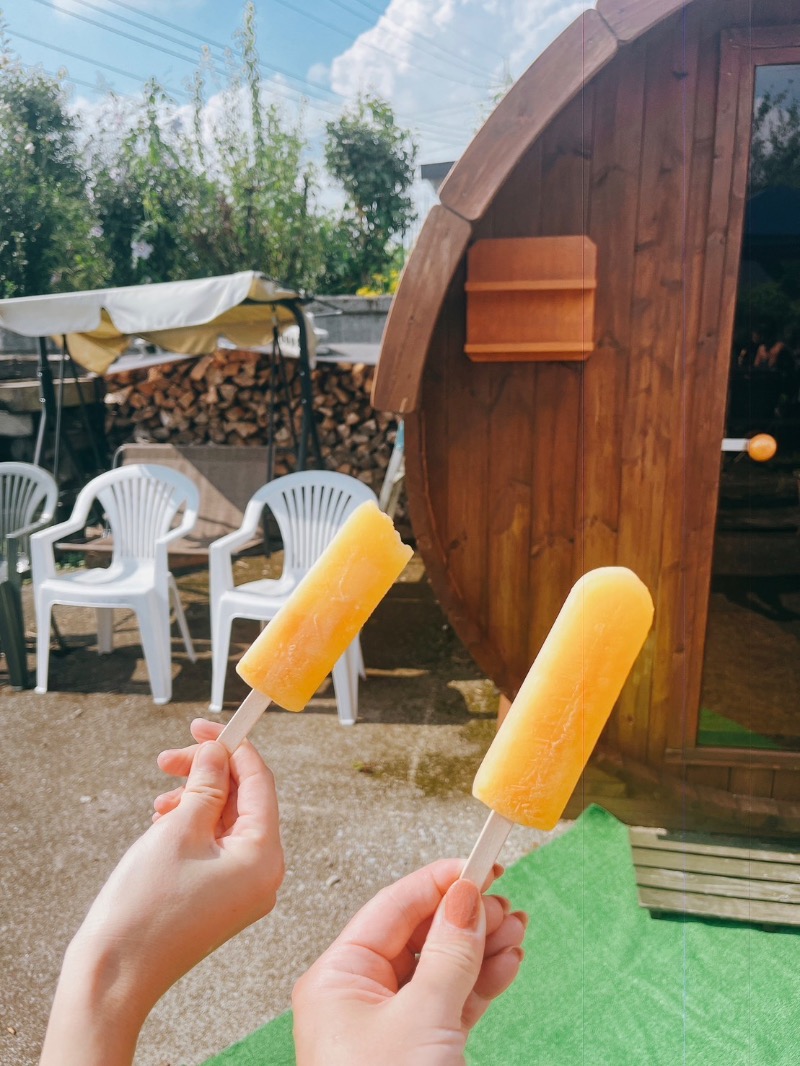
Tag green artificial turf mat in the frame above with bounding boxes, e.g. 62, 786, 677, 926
202, 805, 800, 1066
697, 706, 778, 749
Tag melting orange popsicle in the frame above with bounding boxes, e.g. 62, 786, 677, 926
218, 500, 412, 751
461, 567, 653, 884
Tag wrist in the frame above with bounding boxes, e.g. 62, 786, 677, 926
40, 934, 151, 1066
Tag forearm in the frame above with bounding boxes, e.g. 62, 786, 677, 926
40, 936, 150, 1066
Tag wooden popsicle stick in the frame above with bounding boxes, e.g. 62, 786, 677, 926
460, 809, 514, 886
218, 689, 272, 753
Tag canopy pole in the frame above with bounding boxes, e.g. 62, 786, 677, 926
284, 299, 323, 471
63, 336, 107, 476
34, 337, 57, 469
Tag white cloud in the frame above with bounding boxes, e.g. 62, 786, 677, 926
327, 0, 593, 165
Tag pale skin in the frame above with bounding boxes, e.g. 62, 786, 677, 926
40, 719, 527, 1066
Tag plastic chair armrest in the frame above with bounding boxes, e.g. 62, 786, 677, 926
30, 515, 87, 580
5, 516, 54, 582
5, 514, 54, 545
160, 507, 199, 547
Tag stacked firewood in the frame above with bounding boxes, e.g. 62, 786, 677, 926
103, 348, 400, 495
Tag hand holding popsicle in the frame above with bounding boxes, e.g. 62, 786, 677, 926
461, 567, 654, 885
217, 501, 413, 751
40, 722, 283, 1066
293, 861, 527, 1066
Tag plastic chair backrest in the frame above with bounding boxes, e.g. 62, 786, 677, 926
88, 464, 199, 562
0, 462, 58, 569
254, 471, 377, 577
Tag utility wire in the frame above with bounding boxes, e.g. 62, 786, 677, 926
26, 0, 467, 138
321, 0, 496, 81
270, 0, 490, 90
14, 3, 478, 141
8, 26, 191, 99
347, 0, 509, 64
64, 0, 344, 106
23, 0, 346, 121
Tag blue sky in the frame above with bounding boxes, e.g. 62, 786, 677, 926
1, 0, 592, 219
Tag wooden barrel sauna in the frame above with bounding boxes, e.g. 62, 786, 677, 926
373, 0, 800, 836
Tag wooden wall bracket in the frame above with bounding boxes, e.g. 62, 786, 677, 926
465, 236, 597, 363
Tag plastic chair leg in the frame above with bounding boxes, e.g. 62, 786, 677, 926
169, 575, 196, 662
355, 636, 366, 680
209, 608, 234, 713
0, 579, 30, 689
34, 595, 52, 695
137, 601, 173, 705
96, 608, 114, 654
331, 646, 358, 726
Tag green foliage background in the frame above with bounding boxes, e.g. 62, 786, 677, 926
0, 2, 419, 298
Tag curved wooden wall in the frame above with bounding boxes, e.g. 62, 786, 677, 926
374, 0, 800, 827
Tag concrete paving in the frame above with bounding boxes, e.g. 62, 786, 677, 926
0, 556, 559, 1066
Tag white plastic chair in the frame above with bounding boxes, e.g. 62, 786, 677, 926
209, 471, 378, 724
0, 463, 59, 688
0, 462, 58, 588
30, 464, 199, 705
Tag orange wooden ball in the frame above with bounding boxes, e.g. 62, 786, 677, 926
747, 434, 777, 462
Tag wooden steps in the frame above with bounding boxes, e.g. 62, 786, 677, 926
629, 826, 800, 927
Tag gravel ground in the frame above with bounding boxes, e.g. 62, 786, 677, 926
0, 556, 559, 1066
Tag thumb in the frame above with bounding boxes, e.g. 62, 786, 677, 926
177, 740, 231, 832
408, 878, 485, 1022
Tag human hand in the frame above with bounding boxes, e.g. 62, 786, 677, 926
41, 719, 283, 1066
292, 859, 526, 1066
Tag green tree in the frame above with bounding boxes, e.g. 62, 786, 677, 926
324, 93, 417, 291
91, 80, 221, 286
0, 34, 107, 296
750, 88, 800, 193
202, 1, 329, 290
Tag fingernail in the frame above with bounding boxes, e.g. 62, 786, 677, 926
193, 741, 226, 772
493, 895, 511, 915
444, 879, 482, 931
512, 909, 529, 930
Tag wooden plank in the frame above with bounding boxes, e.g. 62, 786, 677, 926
644, 14, 703, 766
629, 828, 800, 865
525, 89, 593, 668
371, 205, 471, 414
631, 846, 800, 884
635, 866, 800, 904
686, 764, 730, 791
614, 21, 692, 762
664, 746, 800, 771
596, 0, 694, 43
772, 773, 800, 804
637, 886, 800, 926
439, 11, 617, 222
663, 9, 721, 753
404, 271, 495, 678
580, 44, 648, 758
680, 29, 752, 744
485, 365, 537, 695
729, 767, 776, 800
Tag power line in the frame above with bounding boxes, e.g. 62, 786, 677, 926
7, 26, 191, 99
67, 0, 344, 107
320, 0, 497, 81
12, 6, 475, 142
270, 0, 491, 91
347, 0, 509, 64
23, 0, 346, 122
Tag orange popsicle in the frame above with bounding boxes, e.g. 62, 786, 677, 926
461, 567, 653, 884
218, 500, 412, 750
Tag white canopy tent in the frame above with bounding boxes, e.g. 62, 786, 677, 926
0, 271, 322, 477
